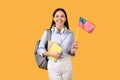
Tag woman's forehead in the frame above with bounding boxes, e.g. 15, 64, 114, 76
55, 11, 65, 15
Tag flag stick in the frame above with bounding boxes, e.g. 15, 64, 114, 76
75, 26, 80, 41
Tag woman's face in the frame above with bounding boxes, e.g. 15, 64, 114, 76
53, 10, 66, 28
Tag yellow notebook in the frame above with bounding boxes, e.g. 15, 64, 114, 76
48, 42, 62, 61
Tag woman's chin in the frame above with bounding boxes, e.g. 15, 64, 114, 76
56, 24, 64, 26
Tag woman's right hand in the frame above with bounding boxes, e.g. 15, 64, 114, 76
50, 52, 61, 59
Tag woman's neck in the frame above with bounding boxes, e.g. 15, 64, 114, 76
56, 25, 64, 32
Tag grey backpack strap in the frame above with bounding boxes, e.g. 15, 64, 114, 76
45, 29, 52, 51
46, 29, 52, 41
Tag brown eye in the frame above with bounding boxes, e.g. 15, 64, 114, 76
55, 15, 59, 18
61, 15, 65, 18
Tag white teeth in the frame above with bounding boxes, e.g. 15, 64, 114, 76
57, 21, 62, 23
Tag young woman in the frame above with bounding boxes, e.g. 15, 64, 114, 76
37, 8, 78, 80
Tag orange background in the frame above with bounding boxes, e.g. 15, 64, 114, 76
0, 0, 120, 80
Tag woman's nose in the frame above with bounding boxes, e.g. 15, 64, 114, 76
58, 17, 61, 19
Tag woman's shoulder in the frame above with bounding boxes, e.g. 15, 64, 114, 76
43, 29, 51, 34
66, 29, 74, 34
41, 29, 50, 37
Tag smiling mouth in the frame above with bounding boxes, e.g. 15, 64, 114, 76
57, 20, 63, 23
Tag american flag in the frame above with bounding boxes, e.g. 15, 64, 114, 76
79, 17, 95, 33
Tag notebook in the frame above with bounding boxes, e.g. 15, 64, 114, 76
48, 42, 62, 61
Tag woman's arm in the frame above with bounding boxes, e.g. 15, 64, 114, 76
37, 31, 48, 56
43, 52, 61, 59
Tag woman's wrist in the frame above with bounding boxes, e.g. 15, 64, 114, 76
43, 51, 52, 57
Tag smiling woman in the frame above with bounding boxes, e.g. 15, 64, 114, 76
37, 8, 78, 80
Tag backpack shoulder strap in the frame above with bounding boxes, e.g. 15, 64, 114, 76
46, 29, 52, 41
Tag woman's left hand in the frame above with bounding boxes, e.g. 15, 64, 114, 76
70, 41, 78, 54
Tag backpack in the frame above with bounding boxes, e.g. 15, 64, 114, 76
34, 29, 51, 70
